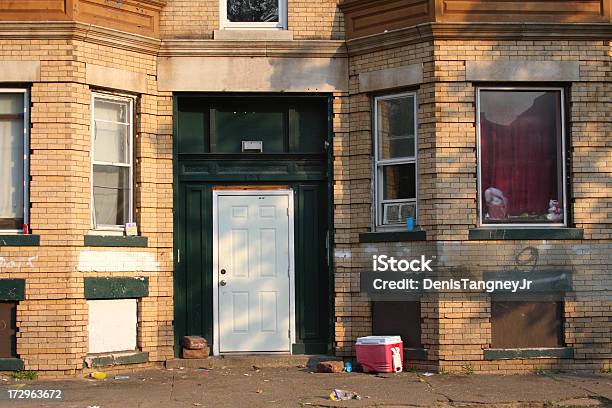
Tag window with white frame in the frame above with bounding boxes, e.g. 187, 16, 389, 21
91, 93, 134, 230
374, 93, 417, 227
0, 89, 29, 232
221, 0, 287, 29
477, 88, 566, 226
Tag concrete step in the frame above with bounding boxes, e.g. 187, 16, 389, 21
165, 354, 341, 370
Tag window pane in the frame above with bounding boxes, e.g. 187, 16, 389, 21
0, 93, 24, 226
291, 100, 327, 153
377, 95, 415, 160
94, 121, 130, 163
212, 105, 284, 153
0, 94, 23, 114
95, 99, 129, 123
93, 165, 129, 226
491, 301, 563, 348
227, 0, 279, 22
479, 90, 564, 224
382, 163, 416, 200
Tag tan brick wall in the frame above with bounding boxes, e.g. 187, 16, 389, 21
340, 36, 612, 373
160, 0, 344, 40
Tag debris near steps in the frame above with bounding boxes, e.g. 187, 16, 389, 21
316, 361, 344, 373
182, 336, 209, 359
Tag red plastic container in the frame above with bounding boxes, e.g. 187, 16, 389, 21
355, 336, 403, 373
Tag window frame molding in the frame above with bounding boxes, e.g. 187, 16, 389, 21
0, 88, 29, 234
373, 91, 418, 229
476, 86, 568, 228
90, 91, 135, 231
219, 0, 287, 30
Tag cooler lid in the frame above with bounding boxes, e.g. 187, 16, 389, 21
356, 335, 402, 345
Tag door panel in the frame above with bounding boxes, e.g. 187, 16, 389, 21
218, 194, 291, 352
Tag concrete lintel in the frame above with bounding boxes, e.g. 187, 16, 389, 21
213, 29, 293, 41
466, 60, 580, 82
158, 56, 348, 92
359, 63, 423, 93
0, 61, 40, 82
86, 63, 148, 94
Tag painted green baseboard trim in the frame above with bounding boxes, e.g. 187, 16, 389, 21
484, 347, 574, 360
359, 230, 426, 243
292, 343, 329, 355
0, 279, 25, 301
84, 235, 148, 247
0, 358, 24, 371
468, 228, 583, 241
404, 348, 428, 361
84, 351, 149, 368
84, 277, 149, 299
0, 235, 40, 246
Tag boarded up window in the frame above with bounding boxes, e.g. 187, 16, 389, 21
491, 301, 564, 348
0, 302, 17, 358
88, 299, 137, 354
372, 301, 422, 348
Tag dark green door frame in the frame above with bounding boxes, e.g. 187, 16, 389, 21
172, 94, 335, 356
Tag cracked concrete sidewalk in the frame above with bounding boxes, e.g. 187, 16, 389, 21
0, 366, 610, 407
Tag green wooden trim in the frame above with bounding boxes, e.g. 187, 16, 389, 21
0, 235, 39, 246
292, 343, 329, 355
468, 228, 583, 241
484, 347, 574, 360
359, 230, 426, 243
0, 358, 24, 371
84, 235, 148, 247
84, 352, 148, 368
404, 348, 428, 361
84, 277, 149, 299
0, 279, 25, 301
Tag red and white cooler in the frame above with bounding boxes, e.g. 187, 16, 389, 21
355, 336, 403, 373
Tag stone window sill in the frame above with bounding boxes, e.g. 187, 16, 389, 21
84, 277, 149, 299
0, 358, 24, 371
213, 29, 293, 41
468, 228, 583, 241
359, 230, 426, 243
0, 235, 40, 246
84, 235, 148, 247
484, 347, 574, 360
84, 351, 149, 368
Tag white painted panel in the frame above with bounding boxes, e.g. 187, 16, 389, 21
260, 292, 278, 332
231, 229, 249, 278
260, 229, 277, 277
259, 206, 275, 218
232, 292, 249, 333
88, 299, 137, 354
232, 206, 248, 218
78, 251, 159, 272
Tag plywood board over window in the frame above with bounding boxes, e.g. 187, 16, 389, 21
87, 299, 137, 354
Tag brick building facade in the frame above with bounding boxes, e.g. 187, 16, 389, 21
0, 0, 609, 377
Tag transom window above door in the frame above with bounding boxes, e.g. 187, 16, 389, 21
221, 0, 287, 29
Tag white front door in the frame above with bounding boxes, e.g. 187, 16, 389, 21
216, 192, 292, 353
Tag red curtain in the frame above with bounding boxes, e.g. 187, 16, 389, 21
480, 92, 560, 218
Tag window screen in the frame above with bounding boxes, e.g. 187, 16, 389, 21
491, 301, 564, 348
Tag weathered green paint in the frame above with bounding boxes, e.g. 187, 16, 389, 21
173, 95, 333, 357
483, 270, 571, 293
468, 228, 584, 240
84, 277, 149, 299
484, 347, 574, 360
0, 358, 24, 371
359, 231, 426, 243
0, 235, 39, 246
0, 279, 25, 300
404, 348, 428, 360
84, 235, 148, 247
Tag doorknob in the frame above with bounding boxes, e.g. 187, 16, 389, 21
220, 280, 227, 286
